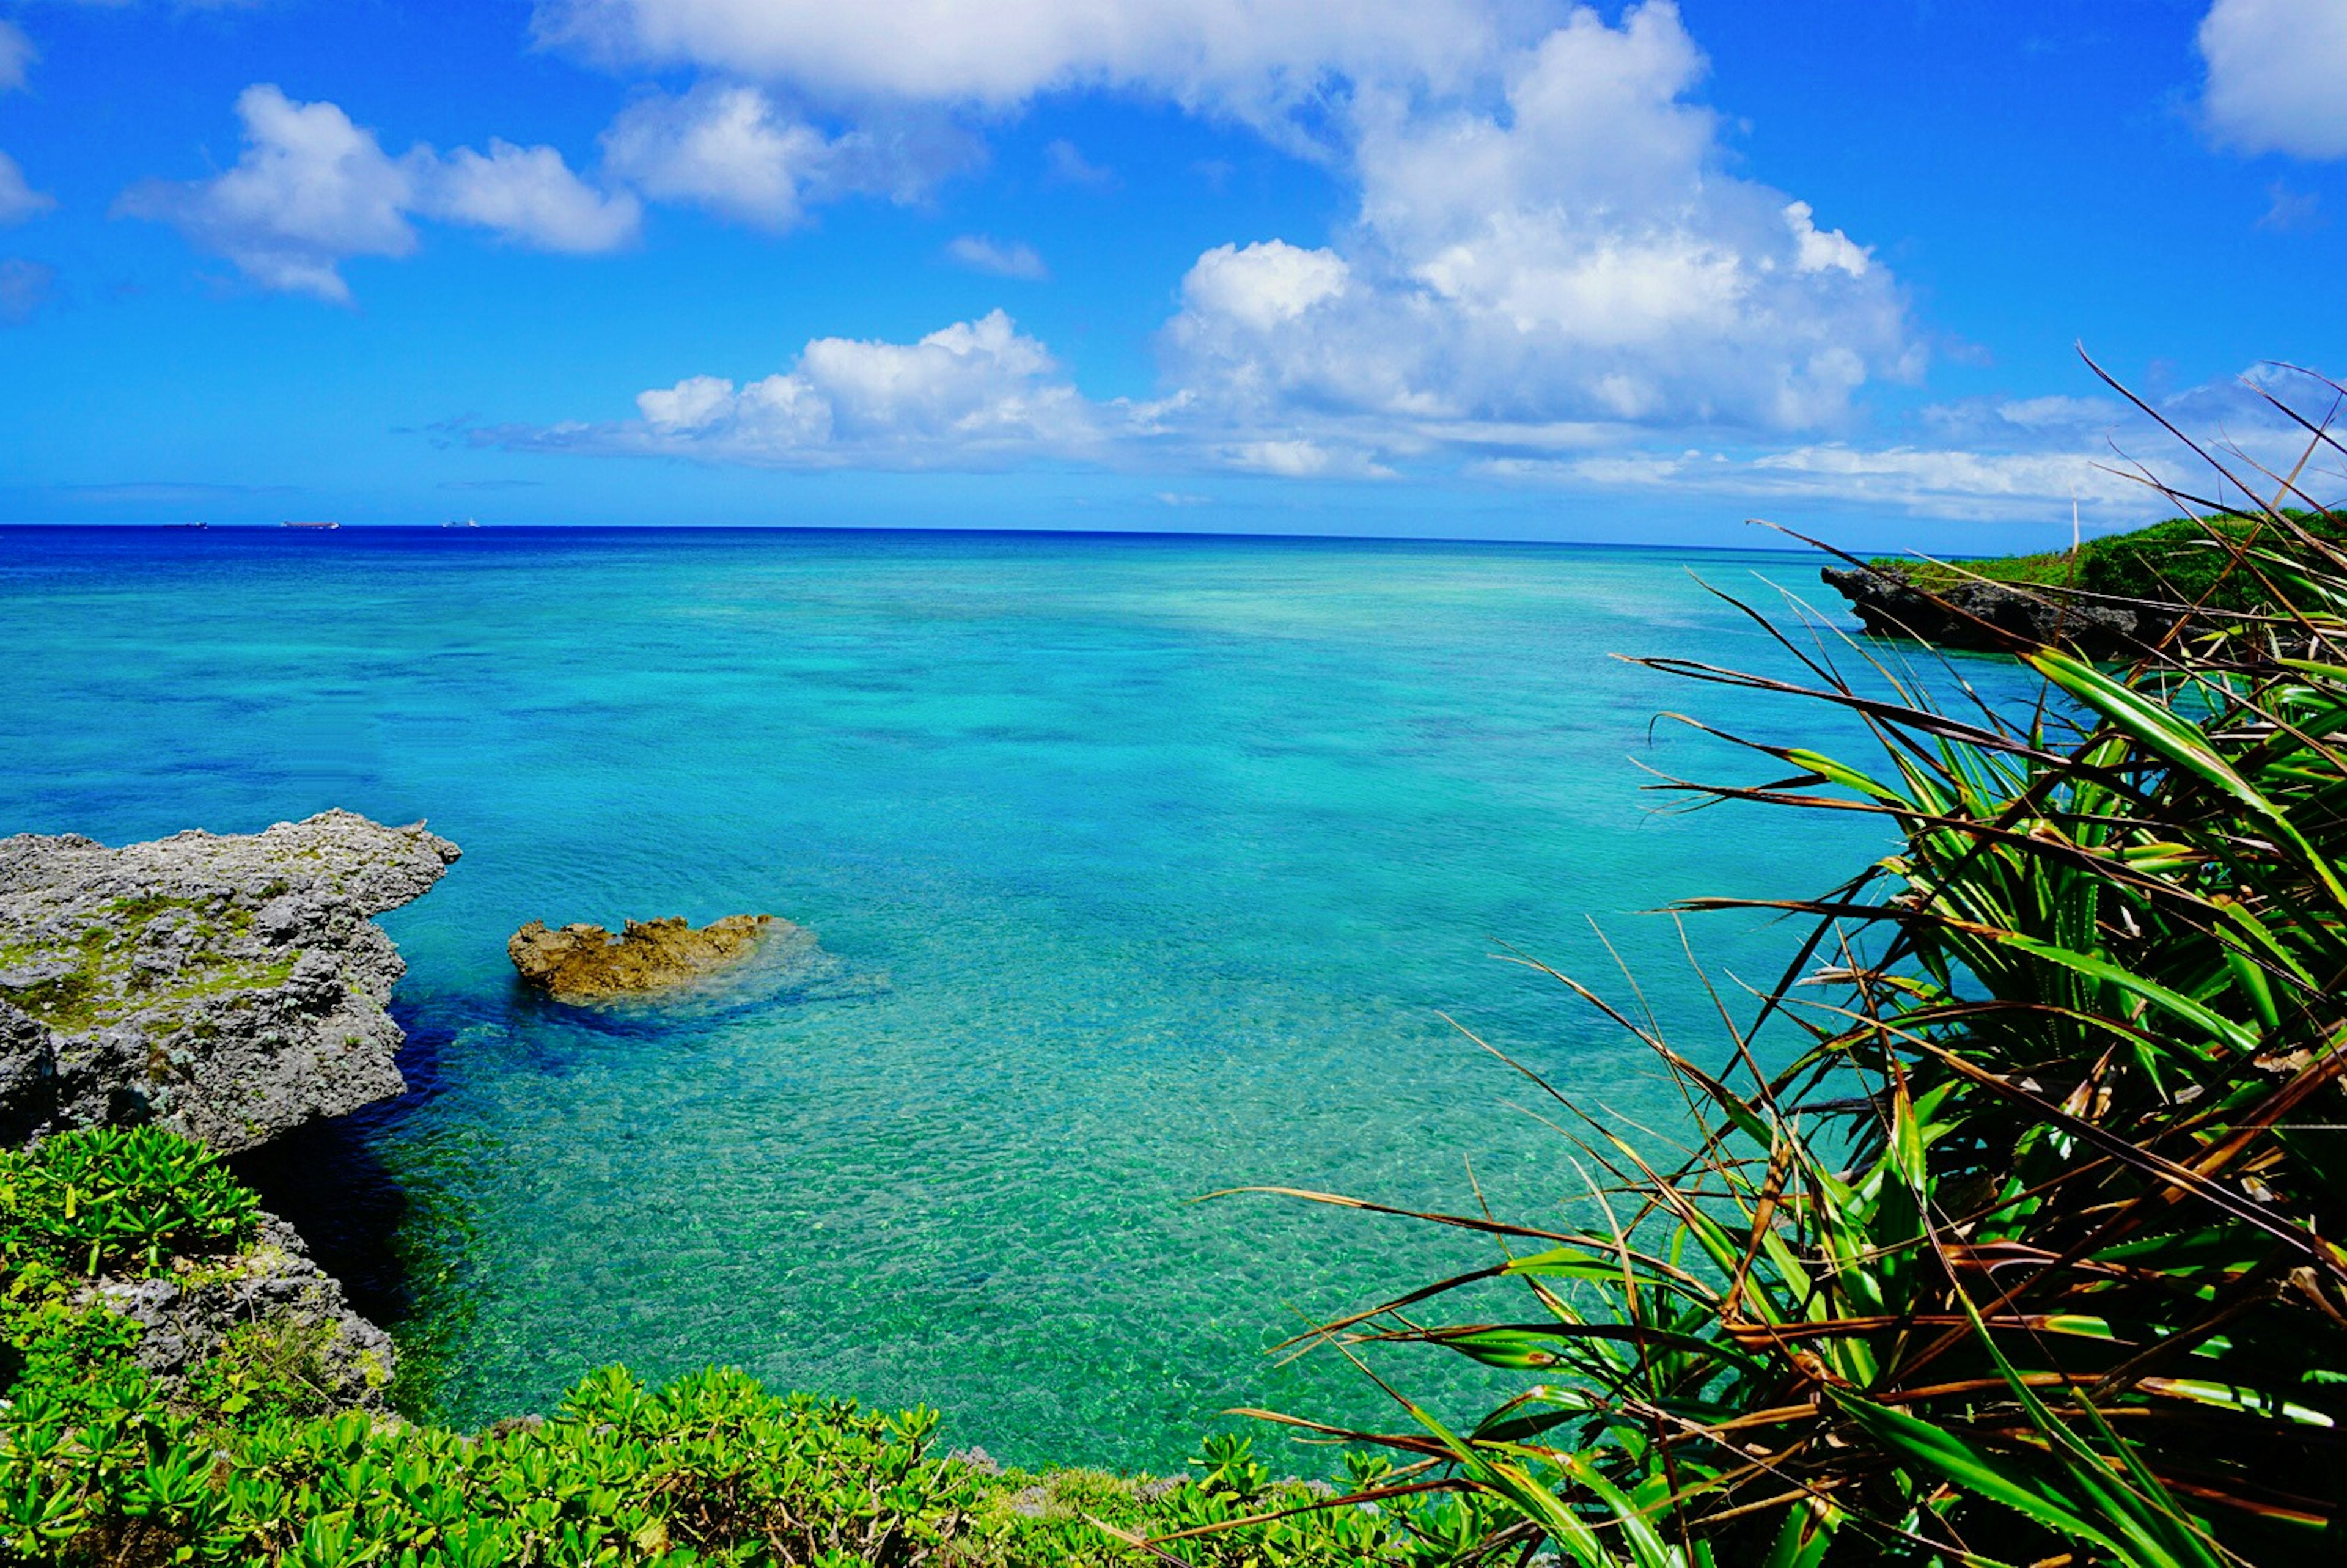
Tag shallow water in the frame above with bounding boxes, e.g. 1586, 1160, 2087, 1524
0, 526, 2040, 1469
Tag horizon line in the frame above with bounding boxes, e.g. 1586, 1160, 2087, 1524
0, 519, 1832, 557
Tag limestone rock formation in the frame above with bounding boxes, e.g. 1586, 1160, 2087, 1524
1821, 565, 2175, 659
507, 914, 780, 1001
0, 810, 460, 1151
87, 1211, 396, 1412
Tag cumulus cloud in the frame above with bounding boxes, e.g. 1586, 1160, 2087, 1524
0, 151, 52, 225
1160, 2, 1914, 467
601, 82, 975, 228
601, 83, 833, 227
1180, 240, 1346, 331
2200, 0, 2347, 159
510, 4, 1915, 475
117, 88, 416, 299
946, 233, 1048, 279
504, 3, 2084, 517
0, 21, 33, 93
117, 86, 636, 301
509, 309, 1100, 467
430, 140, 642, 253
534, 0, 1529, 128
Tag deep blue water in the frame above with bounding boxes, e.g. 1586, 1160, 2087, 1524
0, 526, 2038, 1470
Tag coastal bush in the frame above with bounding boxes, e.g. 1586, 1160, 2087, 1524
0, 1125, 258, 1278
0, 1124, 1507, 1563
1870, 506, 2347, 614
1216, 389, 2347, 1562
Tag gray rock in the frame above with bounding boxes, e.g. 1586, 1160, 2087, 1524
1821, 565, 2175, 658
85, 1212, 395, 1411
0, 810, 459, 1152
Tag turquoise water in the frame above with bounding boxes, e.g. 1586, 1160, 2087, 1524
0, 527, 2035, 1469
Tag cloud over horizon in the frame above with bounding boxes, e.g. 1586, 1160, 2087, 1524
58, 0, 2335, 529
495, 4, 1926, 498
117, 85, 640, 301
503, 309, 1103, 468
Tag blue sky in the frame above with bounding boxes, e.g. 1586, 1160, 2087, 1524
1, 0, 2342, 549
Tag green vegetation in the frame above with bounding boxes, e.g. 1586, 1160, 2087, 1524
0, 1127, 1507, 1562
1871, 507, 2347, 611
7, 407, 2347, 1561
1245, 460, 2347, 1558
1, 1124, 259, 1277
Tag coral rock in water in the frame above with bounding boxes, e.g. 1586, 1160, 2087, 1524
507, 914, 781, 1000
0, 810, 460, 1152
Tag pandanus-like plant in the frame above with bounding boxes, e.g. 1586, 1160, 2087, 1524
1155, 367, 2347, 1566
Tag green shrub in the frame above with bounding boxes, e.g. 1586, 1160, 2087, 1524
2074, 507, 2347, 609
0, 1128, 1496, 1563
0, 1125, 259, 1278
1244, 403, 2347, 1562
1870, 507, 2347, 615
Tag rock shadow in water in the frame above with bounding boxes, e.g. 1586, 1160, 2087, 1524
226, 1004, 452, 1332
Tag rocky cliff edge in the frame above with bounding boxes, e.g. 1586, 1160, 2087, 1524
0, 810, 460, 1153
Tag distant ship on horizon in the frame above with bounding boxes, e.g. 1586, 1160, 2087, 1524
281, 519, 339, 530
443, 518, 481, 528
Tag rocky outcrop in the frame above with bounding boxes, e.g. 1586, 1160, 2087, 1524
1823, 565, 2178, 658
0, 810, 460, 1152
87, 1212, 396, 1412
507, 914, 779, 1001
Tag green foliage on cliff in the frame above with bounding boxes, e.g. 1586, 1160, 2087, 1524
1870, 505, 2347, 609
0, 1127, 1505, 1563
1, 1125, 258, 1278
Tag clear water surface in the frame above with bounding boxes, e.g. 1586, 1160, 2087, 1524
0, 527, 2040, 1470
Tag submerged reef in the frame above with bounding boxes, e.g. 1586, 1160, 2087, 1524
0, 810, 459, 1152
507, 912, 782, 1000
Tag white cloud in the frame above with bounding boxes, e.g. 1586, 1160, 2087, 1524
1519, 444, 2147, 522
116, 87, 418, 299
1483, 365, 2347, 521
946, 233, 1048, 279
1225, 438, 1335, 477
1162, 3, 1914, 455
118, 85, 634, 301
1181, 240, 1346, 330
427, 140, 642, 252
0, 151, 52, 225
513, 4, 1915, 472
518, 309, 1100, 467
534, 0, 1528, 127
601, 83, 834, 228
0, 21, 34, 93
600, 82, 974, 229
2200, 0, 2347, 159
505, 5, 1967, 503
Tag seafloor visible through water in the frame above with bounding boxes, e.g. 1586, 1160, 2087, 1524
0, 526, 2045, 1470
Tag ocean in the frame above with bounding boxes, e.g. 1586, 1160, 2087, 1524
0, 526, 2041, 1469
